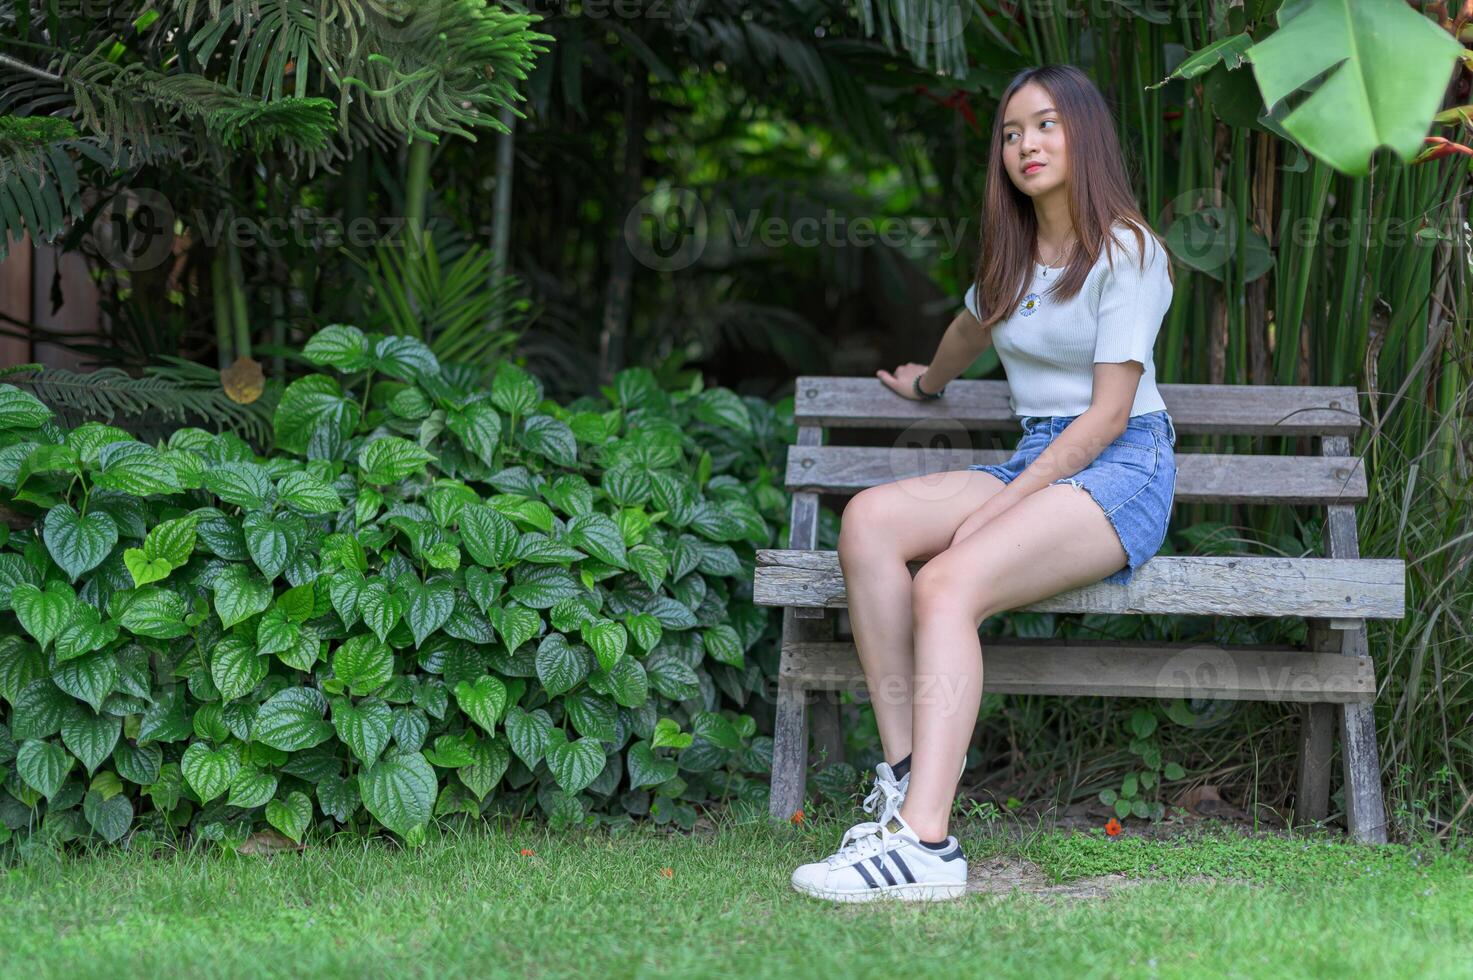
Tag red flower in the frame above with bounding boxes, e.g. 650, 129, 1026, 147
790, 808, 805, 826
519, 847, 535, 856
660, 867, 674, 878
1104, 818, 1122, 836
1416, 136, 1473, 164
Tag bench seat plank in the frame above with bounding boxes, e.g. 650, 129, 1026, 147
753, 549, 1406, 620
787, 446, 1368, 504
793, 376, 1361, 435
781, 638, 1376, 703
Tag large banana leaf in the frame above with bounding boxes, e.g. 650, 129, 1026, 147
1246, 0, 1462, 176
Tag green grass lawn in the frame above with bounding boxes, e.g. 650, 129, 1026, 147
3, 802, 1472, 979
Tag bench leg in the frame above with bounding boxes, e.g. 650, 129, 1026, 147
1301, 617, 1388, 843
1296, 620, 1336, 824
1296, 702, 1334, 824
768, 673, 810, 821
1341, 697, 1389, 844
1337, 621, 1388, 844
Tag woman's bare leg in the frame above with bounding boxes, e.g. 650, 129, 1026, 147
898, 481, 1132, 841
835, 469, 1009, 768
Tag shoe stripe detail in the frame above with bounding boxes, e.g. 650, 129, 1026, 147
852, 859, 880, 888
938, 847, 964, 862
869, 854, 897, 886
889, 851, 916, 884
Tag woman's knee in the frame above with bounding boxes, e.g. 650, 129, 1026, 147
910, 559, 993, 624
907, 557, 978, 613
837, 486, 894, 558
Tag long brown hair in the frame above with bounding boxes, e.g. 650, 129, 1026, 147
970, 64, 1174, 328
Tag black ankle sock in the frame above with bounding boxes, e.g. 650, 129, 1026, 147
888, 753, 912, 780
919, 837, 949, 849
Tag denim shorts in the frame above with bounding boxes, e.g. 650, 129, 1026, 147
966, 409, 1178, 585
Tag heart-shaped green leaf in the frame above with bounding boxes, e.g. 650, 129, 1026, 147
54, 605, 119, 663
543, 729, 606, 796
43, 505, 118, 581
226, 766, 279, 809
358, 436, 436, 485
457, 738, 510, 800
274, 375, 361, 457
331, 696, 392, 765
82, 788, 133, 843
626, 740, 678, 789
333, 633, 394, 696
11, 581, 76, 649
399, 577, 453, 648
211, 635, 267, 701
16, 737, 72, 799
60, 705, 121, 774
266, 790, 314, 843
316, 774, 361, 823
503, 706, 553, 768
0, 383, 53, 428
359, 748, 435, 838
253, 687, 333, 752
357, 580, 405, 643
453, 675, 507, 734
180, 741, 241, 803
243, 512, 291, 580
123, 548, 173, 587
582, 618, 628, 673
534, 633, 588, 698
118, 587, 189, 639
213, 564, 273, 629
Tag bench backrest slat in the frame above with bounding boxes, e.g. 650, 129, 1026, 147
793, 377, 1361, 435
786, 446, 1368, 504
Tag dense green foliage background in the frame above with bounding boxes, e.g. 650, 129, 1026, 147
0, 332, 796, 846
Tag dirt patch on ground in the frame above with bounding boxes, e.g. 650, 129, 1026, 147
965, 853, 1258, 901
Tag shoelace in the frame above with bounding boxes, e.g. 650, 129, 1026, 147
828, 780, 905, 867
861, 765, 906, 815
863, 759, 966, 814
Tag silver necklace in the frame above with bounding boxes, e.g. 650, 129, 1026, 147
1037, 239, 1075, 278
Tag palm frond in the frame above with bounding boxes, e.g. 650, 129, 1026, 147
60, 48, 339, 167
853, 0, 971, 77
0, 115, 115, 262
335, 0, 553, 142
4, 361, 281, 446
359, 234, 529, 367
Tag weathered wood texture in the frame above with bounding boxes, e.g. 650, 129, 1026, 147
1297, 623, 1339, 825
767, 424, 838, 821
792, 376, 1361, 435
754, 549, 1406, 621
786, 446, 1368, 505
780, 638, 1375, 703
1319, 434, 1389, 843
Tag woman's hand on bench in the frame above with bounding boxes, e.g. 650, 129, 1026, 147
877, 362, 936, 400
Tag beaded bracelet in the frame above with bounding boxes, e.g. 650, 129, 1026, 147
913, 373, 945, 400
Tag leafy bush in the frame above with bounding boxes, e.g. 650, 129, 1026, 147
0, 331, 794, 848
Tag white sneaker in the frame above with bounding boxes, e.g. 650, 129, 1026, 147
791, 793, 968, 903
861, 756, 968, 816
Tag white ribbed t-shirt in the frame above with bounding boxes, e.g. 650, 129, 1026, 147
963, 220, 1173, 419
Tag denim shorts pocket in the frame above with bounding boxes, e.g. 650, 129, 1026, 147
1111, 430, 1157, 459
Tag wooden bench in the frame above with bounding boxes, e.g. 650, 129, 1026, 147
753, 376, 1406, 844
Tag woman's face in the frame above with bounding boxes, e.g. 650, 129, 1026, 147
1001, 81, 1068, 199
